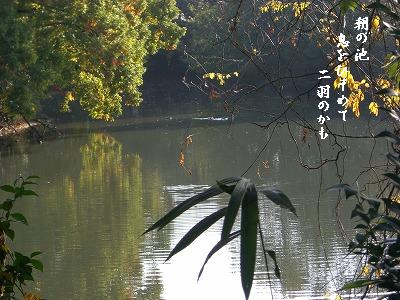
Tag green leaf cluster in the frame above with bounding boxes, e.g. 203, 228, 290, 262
0, 0, 185, 121
0, 176, 43, 298
330, 130, 400, 296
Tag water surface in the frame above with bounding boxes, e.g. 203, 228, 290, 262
0, 118, 386, 299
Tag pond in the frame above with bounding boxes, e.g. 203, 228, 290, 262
0, 116, 386, 299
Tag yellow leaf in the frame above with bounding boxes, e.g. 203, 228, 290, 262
333, 77, 341, 89
368, 102, 378, 116
361, 265, 370, 276
179, 151, 185, 167
203, 72, 216, 80
24, 293, 41, 300
65, 91, 75, 102
372, 16, 380, 31
185, 135, 193, 146
378, 78, 390, 88
375, 268, 383, 278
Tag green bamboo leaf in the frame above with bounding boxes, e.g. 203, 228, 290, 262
261, 189, 298, 217
221, 178, 250, 240
342, 279, 382, 290
197, 230, 240, 281
21, 181, 38, 186
241, 183, 259, 300
143, 177, 241, 235
0, 185, 15, 194
20, 190, 39, 197
30, 259, 43, 272
30, 251, 42, 258
166, 207, 228, 261
26, 176, 40, 179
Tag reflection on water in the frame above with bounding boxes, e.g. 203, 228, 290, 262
0, 120, 385, 299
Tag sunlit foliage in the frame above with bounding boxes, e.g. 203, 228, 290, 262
0, 0, 185, 121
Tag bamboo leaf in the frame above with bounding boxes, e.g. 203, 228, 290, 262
20, 190, 38, 197
387, 153, 400, 167
383, 173, 400, 187
31, 259, 43, 272
0, 185, 15, 194
266, 250, 281, 279
143, 177, 241, 234
221, 178, 250, 239
197, 230, 240, 281
166, 207, 227, 261
216, 180, 235, 194
342, 279, 382, 290
21, 181, 38, 186
327, 184, 358, 200
241, 183, 259, 300
261, 189, 298, 217
374, 131, 400, 143
30, 251, 42, 258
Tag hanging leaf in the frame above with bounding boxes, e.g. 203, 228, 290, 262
387, 153, 400, 167
11, 213, 28, 225
266, 250, 281, 279
383, 173, 400, 187
166, 207, 227, 261
0, 185, 15, 193
241, 183, 259, 300
328, 184, 358, 200
221, 178, 250, 239
143, 177, 241, 234
30, 259, 43, 272
374, 131, 400, 143
197, 230, 240, 281
261, 189, 298, 217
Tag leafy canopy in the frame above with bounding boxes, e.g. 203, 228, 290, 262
0, 0, 185, 121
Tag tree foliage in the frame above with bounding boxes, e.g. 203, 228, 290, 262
0, 0, 185, 121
